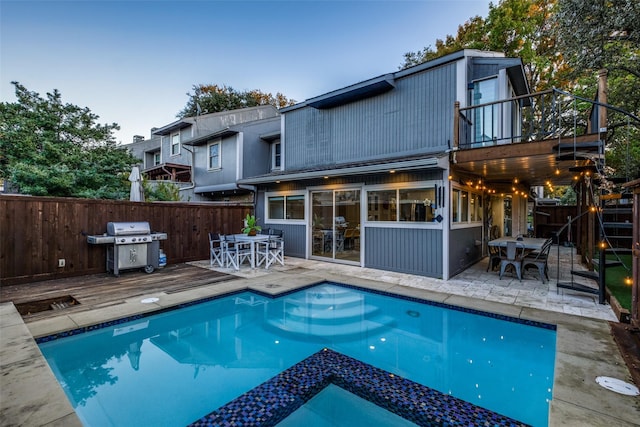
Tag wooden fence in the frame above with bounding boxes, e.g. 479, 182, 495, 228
0, 195, 249, 285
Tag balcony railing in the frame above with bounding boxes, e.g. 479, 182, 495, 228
454, 89, 603, 150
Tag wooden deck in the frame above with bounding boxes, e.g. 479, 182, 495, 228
0, 263, 233, 322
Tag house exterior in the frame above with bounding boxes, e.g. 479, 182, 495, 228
239, 49, 532, 280
125, 105, 280, 203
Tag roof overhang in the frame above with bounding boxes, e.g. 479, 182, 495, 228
183, 128, 238, 146
142, 163, 192, 183
194, 183, 244, 194
239, 155, 446, 185
306, 74, 395, 109
152, 120, 193, 136
260, 131, 281, 142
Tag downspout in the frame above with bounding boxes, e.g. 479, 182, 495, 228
238, 184, 258, 214
179, 145, 196, 191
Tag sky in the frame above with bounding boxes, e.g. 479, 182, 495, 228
1, 0, 493, 145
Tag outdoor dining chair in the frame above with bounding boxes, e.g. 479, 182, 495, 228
223, 235, 252, 271
256, 229, 284, 269
499, 241, 526, 281
523, 238, 552, 283
208, 232, 225, 268
486, 241, 502, 272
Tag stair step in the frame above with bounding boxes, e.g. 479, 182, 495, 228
287, 304, 380, 324
557, 282, 599, 295
603, 222, 632, 228
553, 141, 603, 151
266, 315, 396, 339
571, 270, 600, 281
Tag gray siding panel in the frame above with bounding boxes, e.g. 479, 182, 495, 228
364, 227, 443, 278
449, 227, 483, 277
284, 62, 457, 171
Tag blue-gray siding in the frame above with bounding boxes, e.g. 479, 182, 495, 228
284, 62, 457, 170
449, 227, 483, 277
364, 227, 443, 278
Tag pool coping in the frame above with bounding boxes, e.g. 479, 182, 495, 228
2, 271, 639, 426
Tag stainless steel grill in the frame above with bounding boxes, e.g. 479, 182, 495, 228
87, 221, 167, 276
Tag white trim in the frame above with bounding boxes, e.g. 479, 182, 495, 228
450, 184, 484, 228
264, 190, 306, 222
363, 221, 442, 230
280, 115, 285, 170
170, 132, 181, 156
206, 139, 221, 171
236, 132, 243, 181
442, 174, 450, 280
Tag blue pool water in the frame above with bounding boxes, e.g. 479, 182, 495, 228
39, 283, 556, 426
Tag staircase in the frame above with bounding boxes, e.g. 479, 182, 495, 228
265, 284, 395, 340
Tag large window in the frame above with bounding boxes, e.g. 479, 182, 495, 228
452, 187, 483, 225
208, 140, 220, 170
367, 185, 438, 223
171, 133, 180, 156
267, 193, 305, 220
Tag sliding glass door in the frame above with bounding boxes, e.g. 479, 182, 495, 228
311, 189, 360, 263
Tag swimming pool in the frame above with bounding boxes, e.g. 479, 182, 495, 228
38, 282, 556, 426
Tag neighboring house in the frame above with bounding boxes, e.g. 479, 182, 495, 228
125, 105, 280, 203
239, 49, 603, 279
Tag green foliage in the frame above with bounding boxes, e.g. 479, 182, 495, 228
400, 0, 568, 91
241, 213, 261, 234
178, 84, 296, 118
600, 254, 633, 310
143, 180, 181, 202
0, 82, 139, 199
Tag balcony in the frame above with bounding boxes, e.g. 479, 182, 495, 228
452, 88, 606, 188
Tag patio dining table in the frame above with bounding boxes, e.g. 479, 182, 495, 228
488, 236, 548, 252
232, 234, 270, 268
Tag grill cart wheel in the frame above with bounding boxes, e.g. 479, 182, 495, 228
144, 265, 155, 274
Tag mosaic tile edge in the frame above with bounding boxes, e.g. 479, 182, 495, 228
188, 348, 530, 427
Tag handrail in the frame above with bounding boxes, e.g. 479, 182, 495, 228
459, 89, 554, 112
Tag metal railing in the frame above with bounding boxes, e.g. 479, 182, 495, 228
454, 88, 602, 149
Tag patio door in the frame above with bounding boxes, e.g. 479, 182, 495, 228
310, 189, 361, 263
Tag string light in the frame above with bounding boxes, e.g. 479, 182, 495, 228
624, 277, 633, 286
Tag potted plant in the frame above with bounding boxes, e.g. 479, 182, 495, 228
242, 213, 262, 236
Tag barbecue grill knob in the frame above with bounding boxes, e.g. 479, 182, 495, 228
120, 238, 126, 243
132, 238, 137, 242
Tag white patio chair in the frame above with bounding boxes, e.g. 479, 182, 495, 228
223, 235, 251, 270
256, 229, 284, 269
208, 232, 225, 267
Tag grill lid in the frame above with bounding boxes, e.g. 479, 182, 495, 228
107, 221, 151, 236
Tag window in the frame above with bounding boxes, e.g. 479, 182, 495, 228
153, 152, 161, 166
171, 133, 180, 156
452, 187, 483, 225
267, 193, 305, 220
472, 77, 498, 145
367, 185, 438, 223
208, 140, 220, 170
272, 141, 281, 170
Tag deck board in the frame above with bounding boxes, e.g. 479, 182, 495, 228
0, 264, 232, 321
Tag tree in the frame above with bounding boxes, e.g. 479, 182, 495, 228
177, 84, 296, 118
553, 0, 640, 180
400, 0, 569, 91
0, 82, 139, 198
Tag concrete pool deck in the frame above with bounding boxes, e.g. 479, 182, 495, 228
1, 254, 639, 426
